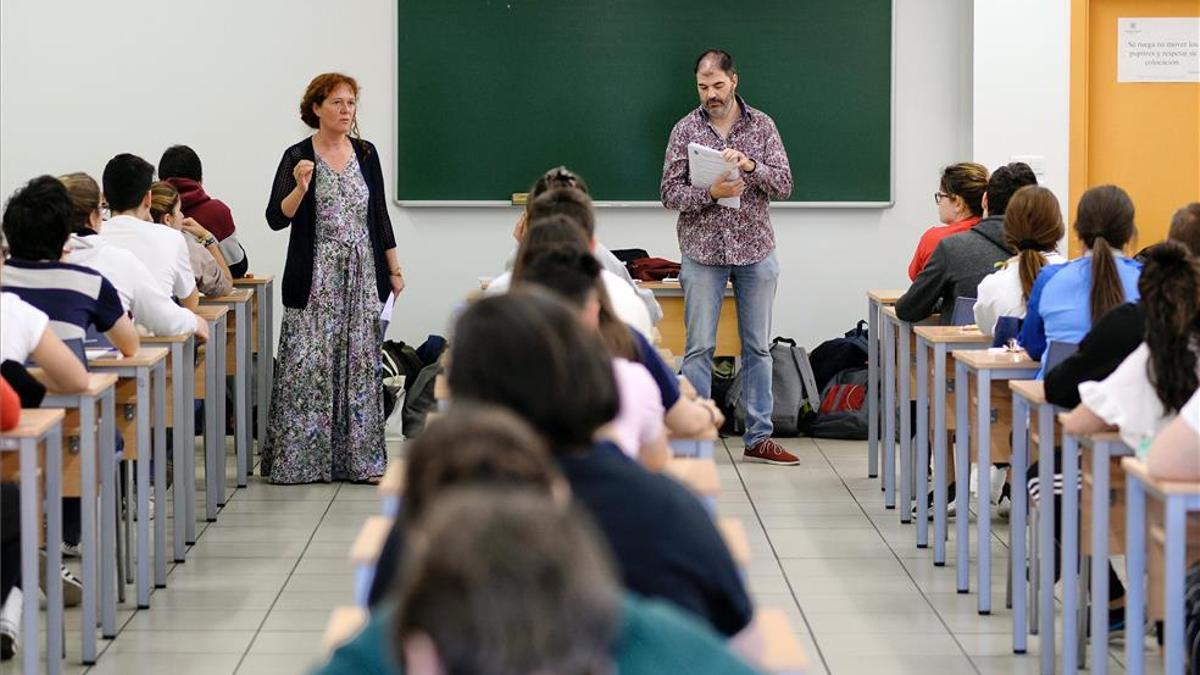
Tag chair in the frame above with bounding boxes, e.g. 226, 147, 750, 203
1045, 340, 1080, 373
991, 316, 1022, 348
951, 296, 977, 326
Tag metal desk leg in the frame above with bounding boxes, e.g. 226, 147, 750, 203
79, 397, 99, 659
899, 323, 912, 522
135, 372, 151, 608
1091, 444, 1110, 674
18, 438, 39, 675
977, 370, 993, 614
100, 391, 117, 638
44, 426, 63, 675
205, 327, 220, 521
1124, 474, 1146, 675
916, 340, 930, 546
216, 319, 228, 506
235, 302, 249, 487
868, 298, 880, 479
1164, 497, 1187, 675
883, 318, 896, 508
153, 362, 168, 588
1061, 433, 1080, 673
933, 344, 949, 566
1038, 404, 1057, 675
955, 361, 969, 593
171, 343, 187, 562
183, 338, 198, 543
256, 290, 269, 464
1011, 395, 1029, 653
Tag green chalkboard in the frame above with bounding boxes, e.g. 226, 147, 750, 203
396, 0, 892, 204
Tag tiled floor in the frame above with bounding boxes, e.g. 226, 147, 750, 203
3, 436, 1167, 674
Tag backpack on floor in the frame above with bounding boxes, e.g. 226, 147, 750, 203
806, 367, 869, 440
400, 335, 449, 438
710, 356, 739, 436
808, 320, 869, 393
381, 340, 423, 419
726, 337, 820, 437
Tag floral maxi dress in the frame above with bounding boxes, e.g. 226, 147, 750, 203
264, 153, 386, 484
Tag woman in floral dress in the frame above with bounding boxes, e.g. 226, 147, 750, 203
264, 73, 405, 484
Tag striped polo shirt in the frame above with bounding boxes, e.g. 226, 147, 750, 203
2, 258, 125, 343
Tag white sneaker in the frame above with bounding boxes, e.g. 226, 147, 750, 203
0, 588, 22, 661
61, 541, 82, 559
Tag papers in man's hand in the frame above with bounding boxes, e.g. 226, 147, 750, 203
687, 143, 740, 209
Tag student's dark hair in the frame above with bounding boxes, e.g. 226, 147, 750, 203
2, 175, 74, 260
939, 162, 989, 218
1139, 241, 1200, 414
158, 145, 203, 182
515, 240, 637, 360
1003, 186, 1064, 300
526, 188, 595, 239
102, 153, 156, 212
985, 162, 1038, 216
1168, 202, 1200, 255
448, 291, 619, 451
394, 488, 619, 675
58, 172, 102, 235
511, 215, 590, 280
695, 49, 736, 75
402, 404, 558, 525
529, 166, 589, 204
1074, 184, 1137, 323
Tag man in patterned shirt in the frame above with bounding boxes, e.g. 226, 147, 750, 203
660, 49, 797, 466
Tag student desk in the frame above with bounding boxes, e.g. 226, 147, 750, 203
1058, 428, 1133, 674
434, 372, 449, 412
377, 458, 406, 518
866, 289, 904, 482
90, 347, 171, 610
322, 606, 367, 653
951, 348, 1037, 614
642, 280, 740, 357
663, 457, 720, 512
139, 333, 198, 555
0, 408, 64, 675
757, 608, 810, 675
717, 517, 750, 571
1122, 457, 1200, 675
912, 326, 990, 555
201, 289, 253, 487
350, 515, 394, 607
1008, 379, 1058, 658
668, 423, 718, 460
195, 305, 229, 520
35, 373, 118, 662
232, 275, 275, 458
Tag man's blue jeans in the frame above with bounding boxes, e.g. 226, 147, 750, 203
680, 252, 779, 447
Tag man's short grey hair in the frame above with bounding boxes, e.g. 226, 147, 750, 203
694, 49, 736, 76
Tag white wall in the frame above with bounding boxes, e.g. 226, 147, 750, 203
973, 0, 1072, 222
1, 0, 975, 350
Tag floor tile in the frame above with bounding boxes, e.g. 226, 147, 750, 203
236, 653, 324, 674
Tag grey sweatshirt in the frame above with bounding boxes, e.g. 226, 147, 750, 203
895, 215, 1014, 325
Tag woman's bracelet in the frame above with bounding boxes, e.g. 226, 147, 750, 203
389, 269, 404, 277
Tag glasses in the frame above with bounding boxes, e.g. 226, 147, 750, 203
933, 192, 951, 205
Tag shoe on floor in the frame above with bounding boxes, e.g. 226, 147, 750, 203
742, 439, 799, 466
0, 587, 21, 661
60, 541, 82, 559
39, 553, 83, 608
912, 482, 957, 520
997, 482, 1012, 519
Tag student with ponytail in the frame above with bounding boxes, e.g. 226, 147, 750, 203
1063, 240, 1200, 453
1019, 185, 1141, 372
973, 185, 1066, 335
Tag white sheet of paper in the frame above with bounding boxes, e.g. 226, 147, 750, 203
380, 292, 396, 323
687, 143, 741, 208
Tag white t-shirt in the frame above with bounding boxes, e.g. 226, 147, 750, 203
1078, 343, 1198, 454
608, 357, 666, 459
0, 291, 50, 362
486, 268, 653, 338
65, 233, 197, 336
99, 215, 197, 301
974, 252, 1067, 336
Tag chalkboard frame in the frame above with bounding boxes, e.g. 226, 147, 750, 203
393, 1, 895, 209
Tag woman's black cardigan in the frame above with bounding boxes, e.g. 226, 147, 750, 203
266, 136, 397, 309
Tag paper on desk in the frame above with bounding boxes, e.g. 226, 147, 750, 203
86, 348, 121, 361
687, 143, 740, 208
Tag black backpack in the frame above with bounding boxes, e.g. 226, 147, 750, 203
809, 321, 869, 392
400, 336, 449, 438
381, 341, 423, 419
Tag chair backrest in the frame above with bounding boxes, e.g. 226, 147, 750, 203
991, 316, 1022, 348
84, 325, 113, 349
1045, 340, 1080, 373
63, 338, 90, 372
951, 297, 977, 326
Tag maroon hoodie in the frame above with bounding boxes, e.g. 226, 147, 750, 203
166, 177, 236, 241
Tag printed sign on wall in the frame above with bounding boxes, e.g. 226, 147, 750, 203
1117, 17, 1200, 83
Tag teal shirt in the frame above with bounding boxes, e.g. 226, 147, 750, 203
314, 595, 762, 675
